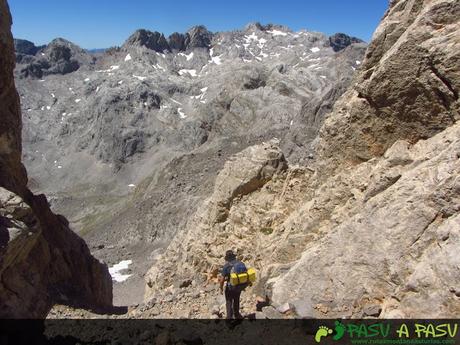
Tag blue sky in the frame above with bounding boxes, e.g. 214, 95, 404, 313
9, 0, 389, 49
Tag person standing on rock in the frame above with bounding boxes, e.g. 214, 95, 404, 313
218, 250, 248, 319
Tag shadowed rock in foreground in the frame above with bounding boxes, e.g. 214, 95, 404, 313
0, 0, 112, 318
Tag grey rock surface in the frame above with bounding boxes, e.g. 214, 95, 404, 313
261, 306, 283, 319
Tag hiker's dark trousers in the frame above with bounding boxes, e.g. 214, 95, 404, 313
225, 287, 241, 319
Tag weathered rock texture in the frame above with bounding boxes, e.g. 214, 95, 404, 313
140, 140, 300, 318
284, 0, 460, 318
139, 0, 460, 319
145, 140, 288, 285
0, 0, 112, 318
270, 125, 460, 318
318, 0, 460, 168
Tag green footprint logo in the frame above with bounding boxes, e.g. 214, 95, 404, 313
315, 326, 333, 343
333, 321, 346, 341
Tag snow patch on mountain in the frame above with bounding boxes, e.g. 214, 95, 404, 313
109, 260, 133, 283
178, 69, 197, 77
267, 29, 288, 36
178, 52, 194, 61
177, 108, 187, 119
209, 48, 223, 65
132, 74, 147, 81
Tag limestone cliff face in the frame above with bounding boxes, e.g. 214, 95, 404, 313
0, 0, 112, 318
139, 0, 460, 319
270, 125, 460, 318
268, 0, 460, 318
317, 0, 459, 167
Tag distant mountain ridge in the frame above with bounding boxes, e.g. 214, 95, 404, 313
13, 24, 364, 81
14, 22, 363, 56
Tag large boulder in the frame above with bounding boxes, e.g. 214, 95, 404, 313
209, 139, 288, 223
144, 140, 288, 298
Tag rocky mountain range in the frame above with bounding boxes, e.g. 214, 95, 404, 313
0, 0, 458, 321
13, 17, 365, 306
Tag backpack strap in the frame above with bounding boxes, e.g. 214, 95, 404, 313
226, 262, 234, 287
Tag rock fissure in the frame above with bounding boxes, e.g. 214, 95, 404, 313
427, 59, 458, 101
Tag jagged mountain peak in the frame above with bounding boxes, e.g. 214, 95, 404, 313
122, 25, 214, 52
14, 37, 88, 57
186, 24, 210, 33
119, 23, 365, 55
328, 32, 364, 52
168, 31, 186, 51
48, 37, 77, 46
14, 35, 94, 78
122, 29, 170, 52
184, 25, 213, 49
13, 38, 40, 55
44, 37, 90, 59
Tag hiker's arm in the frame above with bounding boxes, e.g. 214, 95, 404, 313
218, 275, 224, 294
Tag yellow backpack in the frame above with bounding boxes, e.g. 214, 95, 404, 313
229, 267, 256, 286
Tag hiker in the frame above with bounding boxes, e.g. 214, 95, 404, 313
218, 250, 248, 319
